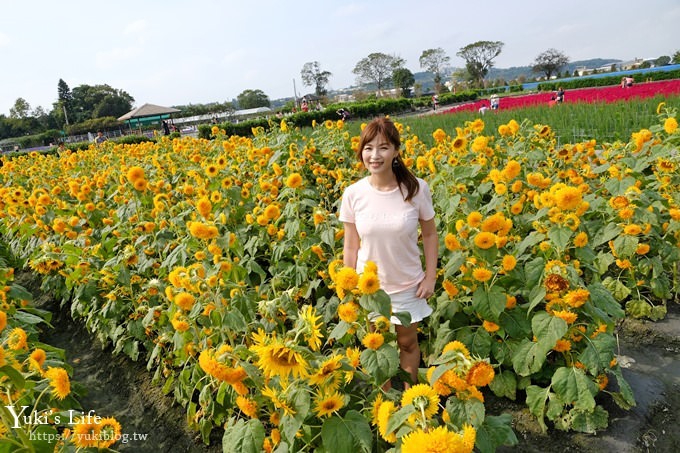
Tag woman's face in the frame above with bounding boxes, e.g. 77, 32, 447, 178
361, 134, 398, 177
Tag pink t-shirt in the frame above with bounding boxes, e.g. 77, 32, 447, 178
339, 177, 435, 294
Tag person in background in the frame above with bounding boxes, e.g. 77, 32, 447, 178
490, 94, 500, 110
94, 131, 107, 145
339, 117, 438, 389
478, 102, 489, 114
162, 120, 170, 135
432, 94, 439, 110
555, 87, 565, 103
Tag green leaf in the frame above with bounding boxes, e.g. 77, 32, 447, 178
527, 285, 547, 313
321, 410, 372, 453
577, 333, 616, 375
608, 366, 636, 410
523, 257, 545, 288
0, 365, 25, 389
498, 310, 531, 339
472, 286, 506, 322
594, 251, 615, 275
532, 312, 568, 349
445, 397, 485, 428
602, 276, 632, 302
461, 328, 492, 358
488, 369, 517, 400
360, 345, 399, 385
525, 385, 551, 432
516, 231, 545, 256
512, 339, 549, 376
569, 406, 609, 433
393, 311, 412, 327
329, 321, 351, 340
588, 282, 625, 319
7, 285, 33, 303
551, 367, 597, 411
222, 418, 265, 453
592, 223, 622, 248
474, 414, 518, 453
548, 226, 572, 250
613, 235, 638, 258
385, 404, 416, 435
12, 310, 48, 326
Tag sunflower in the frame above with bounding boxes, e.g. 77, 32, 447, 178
501, 255, 517, 272
377, 401, 397, 442
563, 289, 589, 308
442, 340, 471, 359
361, 332, 384, 350
544, 273, 569, 292
250, 329, 308, 379
7, 327, 27, 350
0, 311, 7, 332
236, 395, 259, 418
188, 222, 219, 240
45, 367, 71, 400
444, 233, 462, 251
473, 232, 496, 249
573, 232, 588, 248
309, 355, 343, 388
664, 117, 678, 135
72, 418, 101, 448
358, 271, 380, 295
97, 417, 122, 448
196, 197, 212, 218
553, 310, 578, 324
299, 305, 324, 351
401, 384, 439, 422
636, 243, 650, 255
313, 390, 344, 418
451, 136, 468, 152
338, 301, 359, 323
442, 280, 459, 298
401, 425, 473, 453
472, 267, 493, 283
264, 204, 281, 220
335, 267, 359, 290
553, 339, 572, 352
465, 361, 495, 387
285, 173, 303, 188
198, 349, 247, 383
482, 320, 500, 333
126, 166, 145, 184
623, 224, 642, 235
174, 292, 196, 311
29, 348, 46, 369
553, 186, 582, 211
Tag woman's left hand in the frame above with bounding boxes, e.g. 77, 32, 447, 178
416, 278, 436, 299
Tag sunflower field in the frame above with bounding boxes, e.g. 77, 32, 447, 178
0, 102, 678, 452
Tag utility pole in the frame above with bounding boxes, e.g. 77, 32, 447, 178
293, 78, 299, 109
62, 103, 70, 126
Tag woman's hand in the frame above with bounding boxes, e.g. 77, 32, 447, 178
416, 277, 436, 299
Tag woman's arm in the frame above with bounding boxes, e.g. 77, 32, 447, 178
342, 222, 360, 269
417, 217, 438, 299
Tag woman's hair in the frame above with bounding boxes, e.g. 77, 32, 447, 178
356, 117, 419, 201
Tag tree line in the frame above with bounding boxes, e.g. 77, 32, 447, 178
3, 44, 679, 143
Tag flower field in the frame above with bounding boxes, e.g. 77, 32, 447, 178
445, 79, 680, 114
0, 102, 679, 452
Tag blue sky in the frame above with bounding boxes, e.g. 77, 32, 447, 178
0, 0, 678, 115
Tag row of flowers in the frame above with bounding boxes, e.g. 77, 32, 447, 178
0, 266, 123, 451
0, 101, 678, 451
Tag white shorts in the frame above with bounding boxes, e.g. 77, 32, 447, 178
370, 286, 433, 326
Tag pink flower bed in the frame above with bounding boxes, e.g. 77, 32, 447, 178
443, 79, 680, 114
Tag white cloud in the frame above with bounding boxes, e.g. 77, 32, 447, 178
333, 3, 365, 17
95, 47, 143, 69
124, 19, 148, 37
0, 32, 10, 47
222, 48, 248, 65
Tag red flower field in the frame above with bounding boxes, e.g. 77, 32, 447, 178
443, 79, 680, 114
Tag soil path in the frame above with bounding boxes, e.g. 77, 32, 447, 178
21, 272, 222, 453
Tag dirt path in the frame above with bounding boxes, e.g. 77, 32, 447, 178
21, 273, 222, 453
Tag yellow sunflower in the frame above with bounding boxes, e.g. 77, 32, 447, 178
313, 391, 344, 418
250, 329, 308, 379
358, 271, 380, 295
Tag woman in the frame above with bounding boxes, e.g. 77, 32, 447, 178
339, 117, 438, 388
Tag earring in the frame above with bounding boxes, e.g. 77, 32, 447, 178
392, 158, 399, 168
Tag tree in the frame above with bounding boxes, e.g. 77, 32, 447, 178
419, 48, 450, 93
392, 68, 415, 98
456, 41, 504, 88
70, 84, 134, 123
352, 52, 405, 94
236, 89, 270, 109
9, 98, 31, 119
672, 50, 680, 64
532, 48, 570, 80
300, 61, 332, 97
654, 55, 671, 67
57, 78, 73, 125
